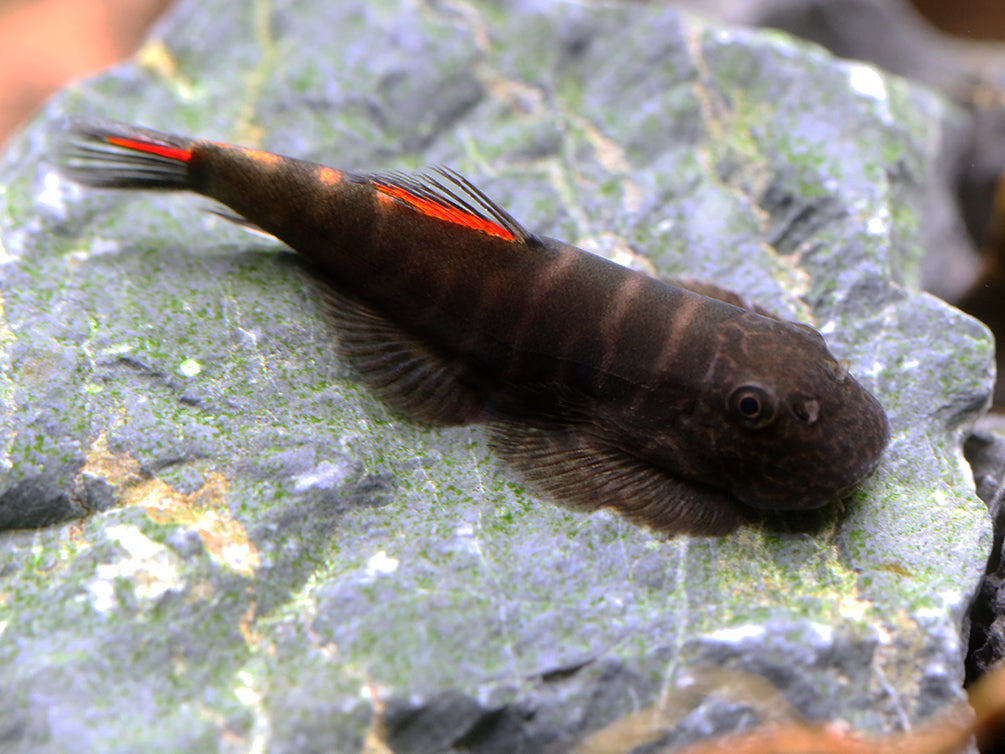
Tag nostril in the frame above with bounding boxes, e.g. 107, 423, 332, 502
793, 398, 820, 424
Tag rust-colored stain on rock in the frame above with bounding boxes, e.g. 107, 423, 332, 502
80, 433, 260, 577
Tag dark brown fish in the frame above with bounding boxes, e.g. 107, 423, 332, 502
57, 117, 890, 536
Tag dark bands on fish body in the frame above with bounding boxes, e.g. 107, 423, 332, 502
56, 116, 890, 536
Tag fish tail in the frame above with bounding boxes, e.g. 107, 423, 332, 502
57, 117, 197, 191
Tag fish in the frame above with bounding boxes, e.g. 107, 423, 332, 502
56, 116, 890, 537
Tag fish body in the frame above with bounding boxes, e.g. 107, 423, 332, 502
58, 117, 889, 536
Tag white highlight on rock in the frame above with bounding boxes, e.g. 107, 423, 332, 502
366, 550, 399, 576
867, 209, 889, 236
222, 542, 259, 576
293, 459, 352, 491
178, 358, 202, 377
91, 238, 120, 256
234, 671, 262, 705
87, 525, 183, 613
847, 64, 887, 101
808, 621, 834, 645
102, 343, 133, 357
709, 624, 765, 643
37, 171, 66, 213
88, 579, 117, 614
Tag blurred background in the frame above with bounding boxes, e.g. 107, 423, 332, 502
0, 0, 170, 147
1, 0, 1003, 149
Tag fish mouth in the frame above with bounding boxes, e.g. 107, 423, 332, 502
732, 406, 891, 512
843, 393, 891, 482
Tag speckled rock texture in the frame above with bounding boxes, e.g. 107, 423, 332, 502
0, 1, 992, 752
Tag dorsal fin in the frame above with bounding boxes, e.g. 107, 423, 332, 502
667, 277, 780, 320
369, 166, 535, 244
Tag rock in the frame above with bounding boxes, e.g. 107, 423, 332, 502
965, 428, 1005, 691
0, 0, 991, 751
669, 0, 1005, 306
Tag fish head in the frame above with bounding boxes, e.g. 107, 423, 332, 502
693, 314, 889, 511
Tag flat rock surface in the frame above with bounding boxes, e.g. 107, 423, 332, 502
0, 1, 993, 752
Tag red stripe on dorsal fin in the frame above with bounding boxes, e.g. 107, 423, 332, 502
370, 167, 533, 244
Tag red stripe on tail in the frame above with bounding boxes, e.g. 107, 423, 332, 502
106, 136, 193, 163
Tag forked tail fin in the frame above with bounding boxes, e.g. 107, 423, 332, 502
57, 117, 196, 190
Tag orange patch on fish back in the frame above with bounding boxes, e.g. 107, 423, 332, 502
212, 143, 283, 166
242, 147, 282, 165
316, 166, 343, 186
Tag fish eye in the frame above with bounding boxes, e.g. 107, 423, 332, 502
727, 385, 776, 429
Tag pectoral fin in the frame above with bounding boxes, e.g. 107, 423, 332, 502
318, 286, 485, 425
489, 419, 746, 536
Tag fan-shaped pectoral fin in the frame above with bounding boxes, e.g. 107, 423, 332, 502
489, 419, 747, 536
319, 285, 485, 426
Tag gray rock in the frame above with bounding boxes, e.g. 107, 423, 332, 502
965, 427, 1005, 697
0, 0, 991, 752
